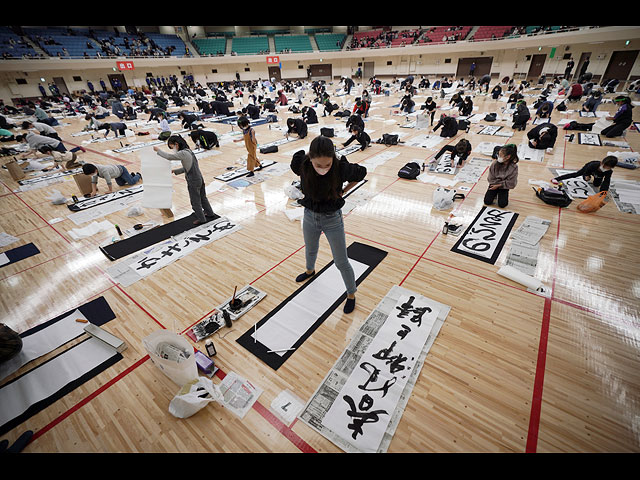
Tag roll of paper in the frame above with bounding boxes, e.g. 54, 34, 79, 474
497, 265, 544, 291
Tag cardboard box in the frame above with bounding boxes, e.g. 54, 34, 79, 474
5, 160, 25, 181
73, 173, 93, 195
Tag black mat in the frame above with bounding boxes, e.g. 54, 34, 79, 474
450, 206, 519, 264
236, 242, 388, 370
0, 338, 122, 436
21, 296, 116, 339
1, 243, 40, 268
99, 214, 219, 261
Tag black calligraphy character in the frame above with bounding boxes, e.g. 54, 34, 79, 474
160, 244, 182, 257
372, 341, 409, 375
342, 394, 388, 440
397, 324, 411, 340
408, 306, 430, 328
358, 362, 397, 397
395, 296, 415, 318
135, 256, 161, 270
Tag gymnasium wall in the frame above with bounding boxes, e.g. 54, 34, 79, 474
1, 34, 638, 104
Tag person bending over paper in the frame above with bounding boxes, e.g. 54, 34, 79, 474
82, 163, 141, 197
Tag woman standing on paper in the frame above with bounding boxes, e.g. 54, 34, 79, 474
153, 135, 217, 225
290, 136, 367, 314
233, 116, 262, 177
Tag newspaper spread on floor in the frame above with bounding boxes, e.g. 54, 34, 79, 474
298, 285, 450, 453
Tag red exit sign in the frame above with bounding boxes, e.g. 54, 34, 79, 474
266, 56, 280, 65
117, 61, 135, 71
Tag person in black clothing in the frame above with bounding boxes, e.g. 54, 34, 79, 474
602, 95, 634, 138
343, 77, 355, 95
243, 103, 261, 120
178, 112, 199, 130
400, 94, 415, 114
551, 156, 618, 192
527, 123, 557, 150
211, 100, 232, 116
301, 106, 318, 124
122, 102, 137, 120
512, 100, 531, 131
146, 107, 166, 122
286, 117, 308, 139
290, 136, 367, 314
189, 129, 219, 150
345, 113, 365, 132
434, 138, 472, 166
458, 96, 473, 116
479, 74, 491, 93
432, 114, 458, 138
420, 96, 437, 125
262, 98, 277, 113
342, 125, 371, 151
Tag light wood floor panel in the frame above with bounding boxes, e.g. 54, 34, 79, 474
1, 79, 638, 453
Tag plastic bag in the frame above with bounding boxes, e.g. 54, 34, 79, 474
169, 376, 222, 419
433, 187, 456, 211
577, 191, 608, 213
126, 205, 144, 217
284, 183, 304, 200
142, 331, 198, 387
47, 189, 67, 205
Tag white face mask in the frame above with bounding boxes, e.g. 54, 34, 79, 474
313, 166, 331, 176
497, 157, 505, 164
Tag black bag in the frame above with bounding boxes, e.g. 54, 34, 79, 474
484, 113, 497, 122
398, 162, 421, 179
563, 121, 594, 131
457, 119, 470, 131
320, 127, 334, 137
556, 101, 567, 112
260, 145, 278, 154
380, 133, 399, 146
533, 187, 572, 207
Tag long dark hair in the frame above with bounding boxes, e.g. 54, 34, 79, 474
301, 136, 342, 202
167, 134, 189, 151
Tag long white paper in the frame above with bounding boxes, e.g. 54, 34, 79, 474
141, 150, 173, 209
321, 294, 440, 453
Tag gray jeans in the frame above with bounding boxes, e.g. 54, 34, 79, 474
303, 208, 356, 295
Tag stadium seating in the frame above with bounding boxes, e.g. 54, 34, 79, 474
231, 36, 269, 55
274, 35, 313, 53
192, 37, 227, 56
315, 33, 346, 52
471, 26, 514, 41
0, 27, 39, 58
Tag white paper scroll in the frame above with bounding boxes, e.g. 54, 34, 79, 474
497, 265, 545, 292
141, 150, 173, 209
321, 294, 440, 453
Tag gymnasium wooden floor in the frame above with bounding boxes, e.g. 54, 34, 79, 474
1, 78, 639, 453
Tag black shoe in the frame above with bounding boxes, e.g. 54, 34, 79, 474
205, 213, 218, 220
256, 164, 263, 171
295, 271, 315, 282
343, 297, 356, 314
246, 171, 255, 177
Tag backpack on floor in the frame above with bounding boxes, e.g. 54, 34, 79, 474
320, 127, 334, 137
378, 133, 399, 146
563, 121, 594, 131
484, 113, 497, 122
533, 187, 572, 207
260, 145, 278, 154
398, 162, 421, 179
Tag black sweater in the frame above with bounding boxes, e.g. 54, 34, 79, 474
555, 161, 613, 192
290, 150, 367, 213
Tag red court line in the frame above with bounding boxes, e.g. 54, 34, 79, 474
214, 369, 317, 453
65, 140, 133, 165
29, 355, 151, 444
526, 194, 563, 453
